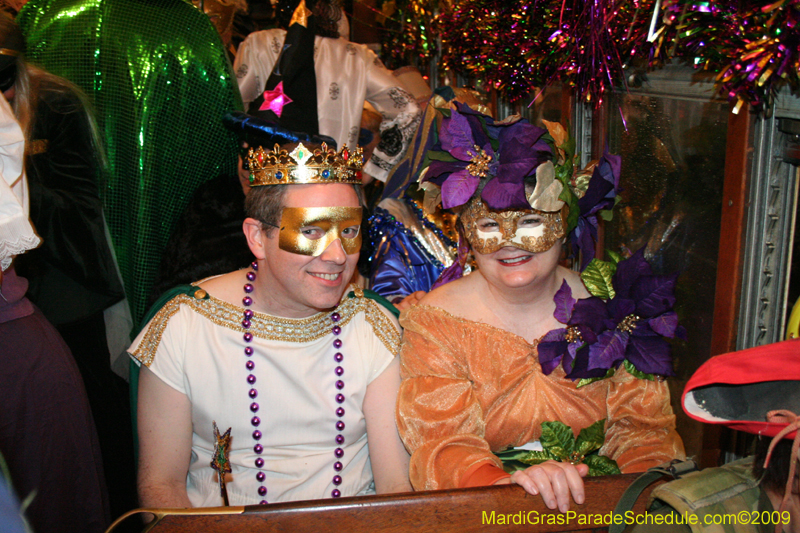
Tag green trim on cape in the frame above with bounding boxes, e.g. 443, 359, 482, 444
348, 288, 400, 319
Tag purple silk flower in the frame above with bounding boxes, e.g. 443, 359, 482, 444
571, 152, 621, 270
537, 280, 607, 377
585, 250, 683, 377
423, 103, 551, 210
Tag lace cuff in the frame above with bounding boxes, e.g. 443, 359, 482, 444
0, 213, 40, 270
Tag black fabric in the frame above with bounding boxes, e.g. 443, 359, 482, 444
247, 14, 319, 135
149, 173, 251, 308
15, 81, 124, 325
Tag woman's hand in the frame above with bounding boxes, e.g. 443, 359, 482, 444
496, 460, 589, 512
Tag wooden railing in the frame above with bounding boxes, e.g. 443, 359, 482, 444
109, 473, 664, 533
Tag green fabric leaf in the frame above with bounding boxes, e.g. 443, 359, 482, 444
426, 150, 458, 162
581, 259, 617, 300
584, 454, 622, 476
598, 196, 621, 222
501, 459, 534, 474
477, 116, 499, 152
575, 419, 607, 456
623, 359, 657, 381
605, 249, 623, 265
497, 447, 547, 463
562, 135, 576, 157
575, 368, 616, 388
540, 420, 575, 460
544, 125, 581, 231
556, 170, 580, 233
498, 418, 618, 478
523, 450, 557, 463
498, 448, 558, 473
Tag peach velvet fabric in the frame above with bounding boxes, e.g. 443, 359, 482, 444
396, 305, 686, 491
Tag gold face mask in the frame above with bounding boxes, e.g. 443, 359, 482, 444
278, 207, 363, 256
460, 199, 565, 255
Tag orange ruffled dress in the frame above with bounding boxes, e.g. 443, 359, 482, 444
396, 305, 686, 491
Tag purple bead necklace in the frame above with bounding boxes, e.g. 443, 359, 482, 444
242, 261, 346, 503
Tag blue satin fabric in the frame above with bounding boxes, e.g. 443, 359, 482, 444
368, 207, 445, 302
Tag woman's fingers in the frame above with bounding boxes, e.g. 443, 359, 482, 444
510, 460, 588, 512
510, 469, 539, 496
556, 462, 587, 507
395, 291, 426, 311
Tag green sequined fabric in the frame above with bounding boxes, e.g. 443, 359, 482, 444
18, 0, 244, 324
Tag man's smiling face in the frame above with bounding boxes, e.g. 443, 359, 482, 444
256, 183, 361, 317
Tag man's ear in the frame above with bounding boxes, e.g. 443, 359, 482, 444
243, 218, 268, 259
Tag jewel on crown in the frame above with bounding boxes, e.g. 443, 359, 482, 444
244, 142, 364, 187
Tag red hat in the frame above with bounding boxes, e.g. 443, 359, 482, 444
682, 338, 800, 439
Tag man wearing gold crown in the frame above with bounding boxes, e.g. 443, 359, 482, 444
129, 142, 411, 507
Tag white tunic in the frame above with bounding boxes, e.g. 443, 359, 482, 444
234, 29, 422, 182
129, 288, 400, 506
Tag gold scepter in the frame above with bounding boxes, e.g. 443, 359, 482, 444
210, 421, 233, 506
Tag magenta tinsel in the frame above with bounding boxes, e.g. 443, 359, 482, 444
375, 0, 438, 70
376, 0, 800, 113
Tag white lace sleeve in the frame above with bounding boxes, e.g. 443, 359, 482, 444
0, 94, 39, 270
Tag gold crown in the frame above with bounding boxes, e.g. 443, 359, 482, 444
244, 142, 364, 187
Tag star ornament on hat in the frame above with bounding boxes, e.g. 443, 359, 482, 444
288, 0, 313, 27
259, 81, 293, 117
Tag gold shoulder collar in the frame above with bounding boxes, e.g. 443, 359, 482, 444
131, 293, 194, 367
132, 290, 401, 367
357, 294, 401, 356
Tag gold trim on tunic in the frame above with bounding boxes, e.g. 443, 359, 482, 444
131, 288, 401, 367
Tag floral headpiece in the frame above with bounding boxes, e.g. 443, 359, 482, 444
420, 102, 620, 270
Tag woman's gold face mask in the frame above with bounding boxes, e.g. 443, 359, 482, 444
460, 200, 565, 255
277, 207, 363, 256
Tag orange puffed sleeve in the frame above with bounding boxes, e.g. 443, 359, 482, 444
601, 367, 686, 472
395, 308, 503, 491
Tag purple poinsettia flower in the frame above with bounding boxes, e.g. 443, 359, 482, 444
422, 103, 552, 210
424, 108, 492, 208
480, 121, 552, 210
571, 152, 621, 270
538, 280, 607, 376
584, 249, 682, 377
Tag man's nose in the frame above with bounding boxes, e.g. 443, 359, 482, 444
318, 238, 347, 264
